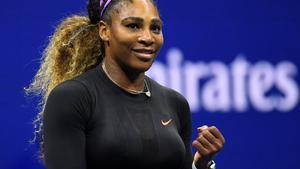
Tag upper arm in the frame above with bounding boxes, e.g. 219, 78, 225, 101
172, 92, 193, 169
43, 80, 91, 169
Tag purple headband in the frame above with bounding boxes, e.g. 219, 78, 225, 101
100, 0, 112, 17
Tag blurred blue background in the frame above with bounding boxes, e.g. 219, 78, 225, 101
1, 0, 300, 169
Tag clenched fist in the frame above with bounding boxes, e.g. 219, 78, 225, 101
192, 125, 225, 169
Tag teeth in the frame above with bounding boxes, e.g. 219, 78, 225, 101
143, 51, 152, 54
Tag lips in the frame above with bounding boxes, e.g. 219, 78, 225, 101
132, 48, 156, 61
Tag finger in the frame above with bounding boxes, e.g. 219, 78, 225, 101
197, 125, 208, 133
209, 126, 226, 144
192, 140, 209, 156
202, 130, 223, 150
197, 135, 216, 151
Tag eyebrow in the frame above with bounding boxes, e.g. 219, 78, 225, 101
121, 17, 163, 26
152, 18, 163, 26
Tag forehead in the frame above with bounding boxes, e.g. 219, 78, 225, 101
113, 0, 160, 21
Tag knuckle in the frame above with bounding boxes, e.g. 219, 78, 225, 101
211, 126, 219, 132
214, 142, 223, 149
202, 130, 209, 136
197, 135, 203, 141
192, 142, 201, 150
200, 135, 206, 140
201, 149, 209, 155
192, 140, 198, 145
211, 147, 218, 153
208, 134, 216, 140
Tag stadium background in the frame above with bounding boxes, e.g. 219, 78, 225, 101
1, 0, 299, 169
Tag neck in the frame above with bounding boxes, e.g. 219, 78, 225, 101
102, 58, 145, 92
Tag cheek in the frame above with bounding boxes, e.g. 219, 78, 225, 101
113, 30, 137, 49
156, 35, 164, 49
115, 38, 136, 55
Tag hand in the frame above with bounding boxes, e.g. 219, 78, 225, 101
192, 125, 225, 169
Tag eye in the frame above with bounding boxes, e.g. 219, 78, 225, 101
126, 23, 140, 30
151, 25, 162, 34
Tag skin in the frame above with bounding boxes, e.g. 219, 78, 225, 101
193, 125, 226, 168
98, 0, 225, 168
99, 0, 163, 91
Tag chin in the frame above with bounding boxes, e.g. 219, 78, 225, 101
132, 60, 155, 73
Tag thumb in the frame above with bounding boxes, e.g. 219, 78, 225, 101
194, 151, 202, 162
197, 125, 208, 133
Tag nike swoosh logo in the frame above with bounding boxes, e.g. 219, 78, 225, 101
161, 119, 172, 126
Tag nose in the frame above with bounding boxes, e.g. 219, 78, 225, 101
138, 29, 154, 46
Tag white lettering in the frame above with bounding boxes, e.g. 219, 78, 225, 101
202, 62, 230, 112
249, 61, 275, 112
231, 56, 249, 112
147, 48, 299, 113
184, 61, 209, 111
167, 48, 183, 94
275, 61, 299, 112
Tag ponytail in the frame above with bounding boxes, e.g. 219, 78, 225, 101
25, 15, 103, 158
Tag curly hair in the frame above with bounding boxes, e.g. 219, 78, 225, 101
25, 0, 157, 160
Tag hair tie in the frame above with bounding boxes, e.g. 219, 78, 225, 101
100, 0, 112, 18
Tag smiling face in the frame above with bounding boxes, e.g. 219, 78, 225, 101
101, 0, 164, 73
